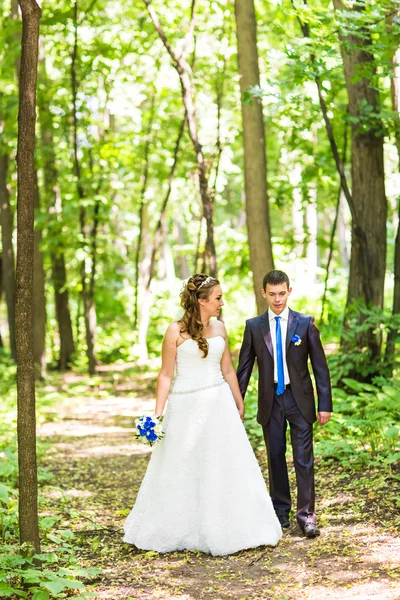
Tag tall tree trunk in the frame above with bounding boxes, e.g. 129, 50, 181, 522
144, 0, 218, 277
333, 0, 387, 358
234, 0, 274, 314
146, 114, 186, 290
13, 0, 46, 377
16, 0, 41, 553
38, 44, 75, 369
33, 173, 46, 379
320, 128, 349, 325
385, 39, 400, 370
134, 93, 155, 330
71, 0, 96, 375
0, 152, 17, 359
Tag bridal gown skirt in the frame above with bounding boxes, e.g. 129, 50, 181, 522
123, 337, 282, 556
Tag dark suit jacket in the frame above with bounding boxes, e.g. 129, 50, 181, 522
236, 309, 332, 425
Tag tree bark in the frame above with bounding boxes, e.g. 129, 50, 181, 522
33, 172, 46, 379
333, 0, 387, 358
0, 151, 17, 359
234, 0, 274, 314
12, 0, 46, 377
38, 44, 75, 370
16, 0, 41, 553
144, 0, 218, 277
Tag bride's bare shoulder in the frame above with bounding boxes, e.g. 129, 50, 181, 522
211, 320, 228, 339
165, 321, 181, 337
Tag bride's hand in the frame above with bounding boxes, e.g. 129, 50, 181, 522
238, 404, 245, 422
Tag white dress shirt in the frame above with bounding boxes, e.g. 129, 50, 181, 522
268, 307, 290, 385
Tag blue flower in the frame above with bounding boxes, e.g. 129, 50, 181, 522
291, 334, 302, 346
146, 430, 158, 442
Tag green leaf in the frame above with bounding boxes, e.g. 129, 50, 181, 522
385, 427, 399, 439
42, 581, 68, 595
0, 583, 26, 597
31, 592, 50, 600
342, 378, 365, 392
0, 484, 9, 501
387, 453, 400, 464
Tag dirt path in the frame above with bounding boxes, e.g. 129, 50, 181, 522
39, 373, 400, 600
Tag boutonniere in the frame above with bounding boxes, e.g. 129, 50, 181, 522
291, 335, 302, 346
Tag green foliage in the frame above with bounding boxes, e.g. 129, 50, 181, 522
0, 547, 100, 599
328, 301, 400, 382
0, 359, 101, 600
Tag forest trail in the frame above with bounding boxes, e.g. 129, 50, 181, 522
38, 371, 400, 600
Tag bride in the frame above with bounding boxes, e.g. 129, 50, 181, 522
123, 274, 282, 555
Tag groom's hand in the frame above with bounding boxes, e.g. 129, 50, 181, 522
318, 411, 331, 426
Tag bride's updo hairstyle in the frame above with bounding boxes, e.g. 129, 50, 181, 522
179, 273, 220, 358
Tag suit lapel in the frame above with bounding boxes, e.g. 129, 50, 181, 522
286, 309, 299, 350
259, 312, 273, 357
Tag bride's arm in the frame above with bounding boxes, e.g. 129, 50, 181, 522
154, 323, 178, 417
220, 328, 245, 422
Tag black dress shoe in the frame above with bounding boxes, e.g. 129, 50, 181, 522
278, 515, 290, 529
304, 522, 320, 538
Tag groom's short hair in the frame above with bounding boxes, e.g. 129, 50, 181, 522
263, 270, 290, 290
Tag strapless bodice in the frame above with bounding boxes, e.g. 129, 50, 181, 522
171, 336, 225, 393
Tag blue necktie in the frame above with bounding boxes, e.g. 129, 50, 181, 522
275, 316, 285, 395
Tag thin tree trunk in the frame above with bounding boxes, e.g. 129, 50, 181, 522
0, 152, 17, 359
320, 125, 349, 325
146, 114, 186, 290
38, 44, 75, 369
71, 0, 96, 375
12, 1, 46, 376
333, 0, 387, 360
234, 0, 274, 314
144, 0, 218, 277
134, 93, 156, 329
16, 0, 41, 553
53, 255, 75, 369
33, 172, 46, 379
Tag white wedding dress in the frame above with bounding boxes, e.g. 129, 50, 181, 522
123, 336, 282, 555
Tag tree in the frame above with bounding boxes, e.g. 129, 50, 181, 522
234, 0, 274, 314
38, 46, 75, 370
333, 0, 387, 358
71, 0, 96, 375
16, 0, 42, 552
144, 0, 218, 277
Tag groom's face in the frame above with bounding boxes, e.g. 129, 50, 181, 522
261, 283, 292, 315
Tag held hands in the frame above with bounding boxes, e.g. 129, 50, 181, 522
318, 411, 331, 426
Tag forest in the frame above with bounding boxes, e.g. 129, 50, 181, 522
1, 0, 400, 598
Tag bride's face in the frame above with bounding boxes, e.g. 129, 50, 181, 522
199, 284, 224, 317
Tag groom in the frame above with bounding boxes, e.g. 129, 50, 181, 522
237, 270, 332, 538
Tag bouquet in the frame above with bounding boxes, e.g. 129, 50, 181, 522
135, 415, 164, 446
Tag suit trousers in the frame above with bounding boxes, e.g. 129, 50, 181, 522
262, 388, 316, 528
